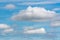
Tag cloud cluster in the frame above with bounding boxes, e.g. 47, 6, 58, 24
0, 24, 14, 35
11, 6, 56, 22
11, 6, 60, 35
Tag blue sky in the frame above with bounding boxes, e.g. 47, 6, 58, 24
0, 0, 60, 40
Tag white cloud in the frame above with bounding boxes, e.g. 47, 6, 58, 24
53, 8, 60, 11
3, 28, 14, 33
51, 21, 60, 27
0, 0, 60, 4
5, 4, 16, 9
24, 27, 46, 34
50, 14, 60, 27
17, 1, 60, 5
11, 6, 56, 22
24, 26, 34, 30
0, 24, 14, 35
16, 0, 60, 5
0, 24, 10, 29
0, 0, 24, 2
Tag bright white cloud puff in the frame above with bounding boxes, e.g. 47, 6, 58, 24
11, 6, 56, 22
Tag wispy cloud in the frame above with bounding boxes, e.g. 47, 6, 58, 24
52, 8, 60, 11
17, 1, 60, 5
24, 27, 46, 34
0, 0, 60, 4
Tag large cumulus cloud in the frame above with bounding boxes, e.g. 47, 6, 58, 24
11, 6, 56, 22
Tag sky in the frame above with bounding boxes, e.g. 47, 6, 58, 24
0, 0, 60, 40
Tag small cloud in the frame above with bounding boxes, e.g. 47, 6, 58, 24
50, 14, 60, 27
0, 24, 14, 35
24, 27, 46, 34
0, 24, 10, 29
5, 4, 16, 9
3, 28, 14, 33
51, 21, 60, 27
24, 26, 34, 30
11, 6, 56, 22
52, 8, 60, 11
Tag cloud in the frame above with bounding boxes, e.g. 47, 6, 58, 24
0, 24, 10, 29
3, 28, 14, 33
0, 24, 14, 35
11, 6, 56, 22
17, 1, 60, 5
52, 8, 60, 11
16, 0, 60, 5
50, 14, 60, 27
24, 26, 34, 30
51, 21, 60, 27
5, 4, 16, 9
24, 27, 46, 34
